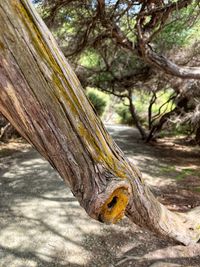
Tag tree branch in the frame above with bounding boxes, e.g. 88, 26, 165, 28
145, 48, 200, 79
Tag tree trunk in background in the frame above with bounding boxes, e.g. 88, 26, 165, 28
195, 125, 200, 145
128, 90, 147, 140
0, 114, 20, 142
146, 107, 179, 142
1, 0, 200, 245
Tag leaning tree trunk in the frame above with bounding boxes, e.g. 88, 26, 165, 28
0, 0, 200, 245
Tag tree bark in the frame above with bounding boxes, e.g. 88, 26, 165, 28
144, 48, 200, 80
134, 0, 200, 80
0, 114, 20, 142
128, 90, 147, 140
0, 122, 15, 142
195, 125, 200, 145
0, 0, 200, 245
146, 107, 179, 142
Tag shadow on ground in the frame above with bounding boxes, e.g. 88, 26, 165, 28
0, 125, 200, 266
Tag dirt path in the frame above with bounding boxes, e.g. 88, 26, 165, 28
0, 125, 200, 267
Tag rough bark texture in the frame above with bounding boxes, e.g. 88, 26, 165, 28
0, 0, 200, 245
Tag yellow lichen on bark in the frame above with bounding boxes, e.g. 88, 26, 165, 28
13, 1, 127, 173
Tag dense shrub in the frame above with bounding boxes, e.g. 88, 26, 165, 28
87, 90, 107, 117
115, 104, 133, 125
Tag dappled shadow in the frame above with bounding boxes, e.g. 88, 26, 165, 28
0, 125, 200, 266
115, 240, 200, 267
107, 124, 200, 212
0, 144, 144, 266
107, 124, 200, 186
0, 148, 20, 158
153, 180, 200, 212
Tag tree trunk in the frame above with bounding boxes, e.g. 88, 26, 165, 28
128, 90, 147, 140
195, 125, 200, 145
146, 107, 178, 142
0, 0, 200, 245
0, 113, 7, 128
0, 113, 20, 142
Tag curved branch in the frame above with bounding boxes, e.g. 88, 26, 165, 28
138, 0, 193, 18
145, 48, 200, 80
133, 0, 200, 79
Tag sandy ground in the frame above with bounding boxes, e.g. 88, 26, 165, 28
0, 125, 200, 267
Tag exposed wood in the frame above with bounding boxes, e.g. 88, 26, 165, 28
0, 0, 200, 245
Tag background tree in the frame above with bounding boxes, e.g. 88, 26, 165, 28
33, 0, 200, 142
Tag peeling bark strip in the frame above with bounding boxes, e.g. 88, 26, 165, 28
0, 0, 200, 245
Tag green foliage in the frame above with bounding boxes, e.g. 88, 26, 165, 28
35, 0, 200, 139
151, 90, 175, 114
79, 50, 102, 68
159, 165, 199, 181
159, 123, 192, 138
133, 90, 175, 116
86, 88, 108, 117
115, 104, 133, 125
155, 4, 200, 50
115, 90, 176, 127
